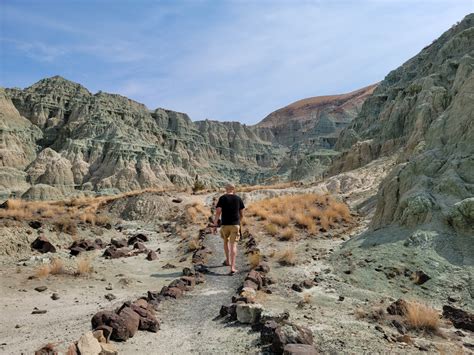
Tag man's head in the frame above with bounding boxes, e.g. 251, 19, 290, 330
225, 183, 235, 193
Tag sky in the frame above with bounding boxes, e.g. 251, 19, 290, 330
0, 1, 472, 124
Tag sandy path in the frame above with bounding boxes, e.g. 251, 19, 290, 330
117, 231, 260, 354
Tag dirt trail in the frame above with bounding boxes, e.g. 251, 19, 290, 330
117, 230, 260, 354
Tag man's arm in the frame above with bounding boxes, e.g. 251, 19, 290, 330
239, 208, 244, 220
214, 207, 222, 226
213, 207, 222, 234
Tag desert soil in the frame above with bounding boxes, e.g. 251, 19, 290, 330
0, 189, 472, 354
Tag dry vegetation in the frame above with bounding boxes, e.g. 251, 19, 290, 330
246, 193, 352, 239
248, 251, 261, 268
0, 188, 167, 234
185, 202, 211, 226
75, 258, 92, 276
403, 301, 440, 332
278, 247, 296, 266
237, 182, 298, 193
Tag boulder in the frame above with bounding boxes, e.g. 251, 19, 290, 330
110, 238, 127, 248
146, 250, 157, 261
162, 286, 183, 299
443, 305, 474, 332
102, 246, 128, 259
236, 303, 263, 324
127, 233, 149, 245
272, 323, 314, 354
246, 270, 263, 289
31, 236, 56, 253
387, 299, 408, 316
133, 242, 147, 252
77, 331, 101, 355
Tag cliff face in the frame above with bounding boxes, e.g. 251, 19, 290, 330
256, 84, 377, 148
255, 85, 376, 181
3, 76, 289, 197
331, 14, 474, 237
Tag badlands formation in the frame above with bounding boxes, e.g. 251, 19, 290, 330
0, 13, 472, 355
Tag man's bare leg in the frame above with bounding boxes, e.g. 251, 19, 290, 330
229, 241, 238, 273
223, 238, 230, 266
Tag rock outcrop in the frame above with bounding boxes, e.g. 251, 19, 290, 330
330, 14, 474, 304
331, 14, 474, 236
5, 76, 286, 195
256, 85, 376, 181
2, 75, 374, 198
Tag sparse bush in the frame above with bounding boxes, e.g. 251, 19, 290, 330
75, 258, 92, 275
54, 217, 77, 235
49, 258, 65, 275
269, 214, 290, 227
280, 227, 295, 241
188, 238, 200, 252
248, 252, 261, 268
35, 264, 50, 279
403, 301, 439, 332
265, 223, 278, 236
278, 248, 296, 266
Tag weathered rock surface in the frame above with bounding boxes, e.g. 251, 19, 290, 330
2, 74, 374, 198
331, 14, 474, 234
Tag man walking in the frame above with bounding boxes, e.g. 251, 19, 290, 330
212, 184, 245, 275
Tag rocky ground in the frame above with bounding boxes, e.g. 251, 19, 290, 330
0, 173, 472, 354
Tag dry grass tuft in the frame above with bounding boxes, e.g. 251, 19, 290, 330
403, 301, 440, 332
246, 193, 353, 238
188, 238, 200, 252
248, 252, 261, 268
49, 258, 65, 275
264, 223, 278, 236
75, 258, 92, 276
278, 248, 296, 266
280, 227, 295, 241
35, 264, 51, 279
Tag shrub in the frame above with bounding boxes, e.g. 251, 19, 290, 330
265, 223, 278, 236
403, 301, 439, 332
280, 227, 295, 241
269, 214, 290, 227
35, 264, 50, 279
248, 252, 261, 268
49, 258, 65, 275
75, 258, 92, 275
188, 238, 200, 252
278, 248, 296, 266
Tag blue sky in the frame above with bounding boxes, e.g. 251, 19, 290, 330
0, 1, 472, 124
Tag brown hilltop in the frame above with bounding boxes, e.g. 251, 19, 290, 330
257, 84, 377, 128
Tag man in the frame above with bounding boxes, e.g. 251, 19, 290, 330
212, 183, 245, 275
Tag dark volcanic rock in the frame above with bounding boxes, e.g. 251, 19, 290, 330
31, 236, 56, 253
443, 305, 474, 332
128, 233, 149, 245
387, 299, 408, 316
146, 250, 157, 261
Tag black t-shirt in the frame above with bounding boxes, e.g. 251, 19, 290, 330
216, 194, 245, 225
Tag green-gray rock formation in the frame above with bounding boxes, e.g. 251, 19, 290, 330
329, 14, 473, 303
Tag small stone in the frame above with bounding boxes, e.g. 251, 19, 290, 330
291, 283, 303, 292
32, 308, 47, 314
92, 329, 107, 343
100, 342, 118, 355
146, 250, 158, 261
396, 335, 413, 344
338, 296, 345, 302
104, 293, 116, 301
77, 331, 101, 355
105, 284, 113, 290
236, 303, 263, 324
34, 286, 47, 292
51, 293, 60, 300
163, 263, 176, 269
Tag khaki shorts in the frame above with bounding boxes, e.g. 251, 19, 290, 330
220, 225, 240, 243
